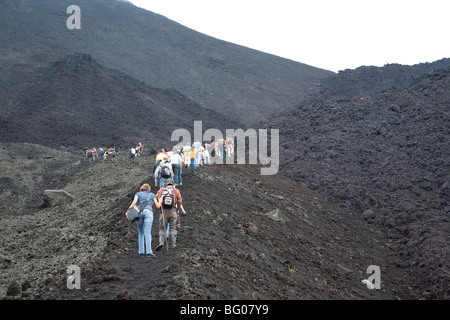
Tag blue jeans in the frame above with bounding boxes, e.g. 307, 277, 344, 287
159, 177, 168, 189
172, 163, 181, 185
136, 208, 153, 255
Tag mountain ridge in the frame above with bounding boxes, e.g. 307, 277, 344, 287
0, 0, 334, 123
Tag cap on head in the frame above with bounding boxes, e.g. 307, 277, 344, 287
166, 178, 175, 186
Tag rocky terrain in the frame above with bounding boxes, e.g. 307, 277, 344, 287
319, 58, 450, 98
0, 146, 414, 300
261, 66, 450, 299
0, 0, 448, 303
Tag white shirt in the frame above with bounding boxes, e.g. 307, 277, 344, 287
169, 153, 183, 165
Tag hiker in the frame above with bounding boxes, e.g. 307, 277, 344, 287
155, 179, 186, 250
216, 138, 225, 159
193, 141, 201, 166
152, 160, 161, 187
125, 183, 161, 258
203, 142, 211, 165
92, 147, 99, 161
130, 147, 137, 163
154, 160, 173, 189
225, 136, 234, 157
182, 144, 191, 168
86, 148, 93, 163
156, 149, 168, 162
136, 142, 143, 156
169, 150, 183, 186
189, 146, 196, 168
99, 147, 104, 161
198, 145, 205, 165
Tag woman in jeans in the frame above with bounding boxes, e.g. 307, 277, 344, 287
126, 183, 161, 258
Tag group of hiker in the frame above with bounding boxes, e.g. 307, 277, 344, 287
85, 147, 116, 163
122, 137, 235, 258
126, 179, 186, 257
129, 142, 143, 163
214, 136, 234, 159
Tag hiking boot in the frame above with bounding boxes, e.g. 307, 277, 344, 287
146, 253, 156, 258
155, 243, 164, 251
171, 244, 177, 249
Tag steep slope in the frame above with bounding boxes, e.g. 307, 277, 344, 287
260, 67, 450, 299
0, 53, 241, 149
0, 147, 413, 300
0, 0, 333, 123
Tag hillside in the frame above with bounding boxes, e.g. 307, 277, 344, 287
0, 145, 413, 300
260, 66, 450, 299
0, 0, 333, 123
0, 53, 241, 149
319, 58, 450, 98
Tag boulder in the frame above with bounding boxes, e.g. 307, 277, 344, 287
6, 281, 21, 296
43, 189, 74, 207
264, 208, 289, 223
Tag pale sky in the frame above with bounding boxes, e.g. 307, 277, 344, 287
128, 0, 449, 72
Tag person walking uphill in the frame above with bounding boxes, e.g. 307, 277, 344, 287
125, 183, 161, 258
154, 160, 173, 189
155, 179, 186, 250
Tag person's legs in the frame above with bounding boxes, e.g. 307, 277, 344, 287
159, 177, 167, 189
184, 152, 190, 167
136, 217, 145, 255
156, 211, 167, 250
168, 214, 178, 247
172, 164, 180, 185
143, 209, 154, 255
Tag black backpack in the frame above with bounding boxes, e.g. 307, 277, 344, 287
161, 187, 175, 208
160, 165, 171, 178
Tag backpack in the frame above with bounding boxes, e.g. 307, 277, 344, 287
161, 187, 175, 209
127, 194, 153, 222
160, 165, 171, 178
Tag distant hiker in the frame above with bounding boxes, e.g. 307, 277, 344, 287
99, 148, 104, 161
198, 145, 205, 165
203, 142, 211, 165
130, 147, 137, 163
189, 146, 196, 168
156, 149, 168, 162
107, 147, 116, 158
154, 160, 173, 189
193, 141, 202, 166
169, 150, 183, 186
86, 148, 94, 163
125, 183, 161, 258
182, 144, 191, 168
215, 138, 225, 159
225, 136, 234, 157
155, 179, 186, 250
92, 147, 99, 161
136, 142, 143, 156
